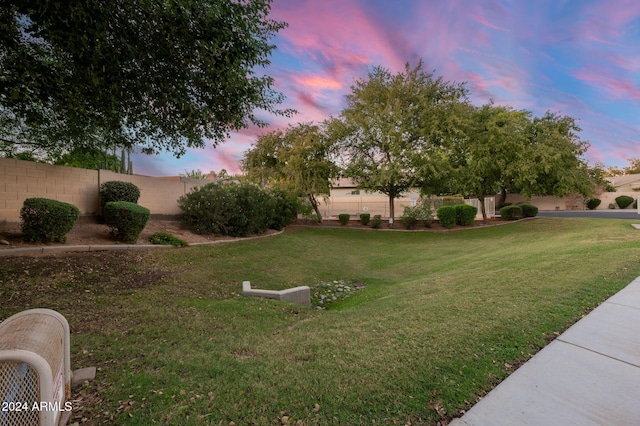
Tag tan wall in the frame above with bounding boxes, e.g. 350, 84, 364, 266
0, 158, 200, 221
504, 192, 640, 211
0, 158, 100, 220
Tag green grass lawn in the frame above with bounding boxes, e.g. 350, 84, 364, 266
3, 218, 640, 425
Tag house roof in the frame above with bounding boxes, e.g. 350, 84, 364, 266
607, 174, 640, 188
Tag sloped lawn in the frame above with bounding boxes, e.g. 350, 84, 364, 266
2, 218, 640, 425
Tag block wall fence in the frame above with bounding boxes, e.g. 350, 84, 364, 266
0, 158, 202, 221
1, 157, 638, 221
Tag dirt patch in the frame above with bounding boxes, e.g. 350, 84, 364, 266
0, 218, 241, 249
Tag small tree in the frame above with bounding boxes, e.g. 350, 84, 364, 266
243, 123, 337, 222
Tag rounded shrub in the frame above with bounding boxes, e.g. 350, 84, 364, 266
179, 182, 279, 237
519, 204, 539, 218
100, 181, 141, 212
615, 195, 634, 209
104, 201, 150, 243
338, 214, 350, 225
371, 214, 382, 229
500, 205, 523, 221
359, 213, 370, 226
436, 206, 456, 229
454, 204, 477, 226
586, 198, 601, 210
20, 198, 80, 243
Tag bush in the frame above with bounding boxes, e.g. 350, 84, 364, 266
586, 198, 601, 210
371, 214, 382, 229
519, 204, 539, 218
418, 201, 435, 228
104, 201, 150, 243
400, 206, 419, 229
500, 205, 523, 221
338, 214, 350, 225
359, 213, 370, 226
99, 181, 141, 212
455, 204, 477, 226
436, 206, 456, 229
20, 198, 80, 243
148, 232, 188, 247
615, 195, 634, 209
179, 182, 279, 237
269, 189, 299, 230
608, 203, 616, 209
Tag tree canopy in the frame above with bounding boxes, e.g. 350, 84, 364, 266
0, 0, 292, 158
329, 61, 468, 222
450, 102, 531, 220
242, 122, 337, 221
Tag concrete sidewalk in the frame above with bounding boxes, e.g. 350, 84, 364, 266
451, 276, 640, 426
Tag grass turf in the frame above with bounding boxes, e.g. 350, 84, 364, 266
2, 218, 640, 424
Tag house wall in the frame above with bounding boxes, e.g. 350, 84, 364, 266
0, 158, 201, 221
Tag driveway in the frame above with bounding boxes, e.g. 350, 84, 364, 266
537, 210, 640, 219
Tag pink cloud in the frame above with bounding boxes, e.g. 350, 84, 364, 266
574, 69, 640, 101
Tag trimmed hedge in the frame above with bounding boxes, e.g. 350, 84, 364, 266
519, 204, 539, 218
586, 198, 601, 210
20, 198, 80, 243
437, 206, 456, 229
100, 181, 141, 212
338, 214, 350, 225
455, 204, 477, 226
371, 214, 382, 229
104, 201, 150, 243
500, 205, 523, 221
359, 213, 370, 226
615, 195, 634, 209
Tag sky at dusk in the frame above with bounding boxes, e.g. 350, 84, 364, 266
132, 0, 640, 177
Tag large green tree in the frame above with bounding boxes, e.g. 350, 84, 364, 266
451, 102, 531, 221
330, 62, 468, 222
0, 0, 291, 157
243, 123, 337, 222
513, 111, 593, 200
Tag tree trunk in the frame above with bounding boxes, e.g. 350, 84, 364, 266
498, 187, 507, 210
479, 196, 487, 223
309, 193, 322, 223
388, 195, 395, 228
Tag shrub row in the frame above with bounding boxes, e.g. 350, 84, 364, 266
19, 180, 147, 244
499, 203, 538, 221
178, 183, 298, 237
436, 204, 478, 229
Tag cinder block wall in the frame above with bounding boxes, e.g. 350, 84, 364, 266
99, 170, 192, 216
0, 158, 100, 220
0, 158, 199, 221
